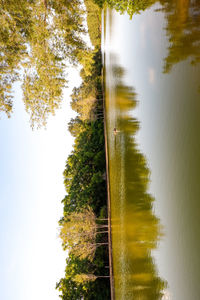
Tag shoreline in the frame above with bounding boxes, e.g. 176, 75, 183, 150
102, 68, 115, 300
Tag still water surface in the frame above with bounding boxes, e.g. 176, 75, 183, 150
103, 1, 200, 299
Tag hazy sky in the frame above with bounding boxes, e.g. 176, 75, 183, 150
0, 67, 81, 300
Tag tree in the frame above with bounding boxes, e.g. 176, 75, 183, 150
59, 208, 97, 258
0, 0, 31, 117
60, 207, 108, 260
94, 0, 156, 18
68, 116, 83, 137
84, 0, 101, 47
73, 273, 110, 284
56, 254, 93, 300
0, 0, 87, 127
73, 273, 97, 284
22, 40, 66, 128
56, 253, 110, 299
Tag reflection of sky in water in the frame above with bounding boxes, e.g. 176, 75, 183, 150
104, 1, 200, 299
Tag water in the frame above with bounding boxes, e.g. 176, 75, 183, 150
103, 1, 200, 299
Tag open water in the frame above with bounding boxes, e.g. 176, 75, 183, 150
103, 1, 200, 299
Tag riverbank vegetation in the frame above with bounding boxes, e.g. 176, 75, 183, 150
56, 1, 111, 299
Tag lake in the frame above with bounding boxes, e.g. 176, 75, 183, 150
103, 1, 200, 299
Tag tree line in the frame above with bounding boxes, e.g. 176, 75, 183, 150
56, 1, 111, 299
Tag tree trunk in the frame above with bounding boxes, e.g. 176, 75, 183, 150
95, 242, 108, 246
43, 0, 48, 9
97, 225, 108, 228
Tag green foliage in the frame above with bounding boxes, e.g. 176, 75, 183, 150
57, 10, 110, 298
93, 0, 105, 9
84, 0, 101, 46
0, 0, 31, 116
63, 120, 106, 215
56, 254, 92, 299
0, 0, 86, 127
94, 0, 156, 18
59, 208, 97, 259
22, 54, 66, 128
58, 116, 110, 296
110, 0, 155, 17
56, 254, 110, 299
99, 205, 108, 219
68, 117, 83, 137
73, 273, 97, 284
70, 47, 102, 121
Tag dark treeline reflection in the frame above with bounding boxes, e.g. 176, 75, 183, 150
155, 0, 200, 73
107, 58, 167, 299
104, 0, 200, 74
159, 0, 200, 73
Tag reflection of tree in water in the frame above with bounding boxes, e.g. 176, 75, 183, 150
105, 0, 156, 19
110, 61, 167, 299
111, 0, 200, 74
160, 0, 200, 73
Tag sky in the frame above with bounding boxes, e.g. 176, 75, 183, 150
0, 67, 81, 300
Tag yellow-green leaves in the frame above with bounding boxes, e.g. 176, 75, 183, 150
0, 0, 86, 128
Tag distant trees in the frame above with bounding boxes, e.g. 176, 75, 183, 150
63, 128, 106, 210
60, 207, 108, 260
57, 116, 109, 297
84, 0, 101, 46
56, 253, 110, 299
70, 47, 103, 122
56, 254, 94, 300
59, 208, 97, 259
56, 3, 110, 298
68, 117, 84, 137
